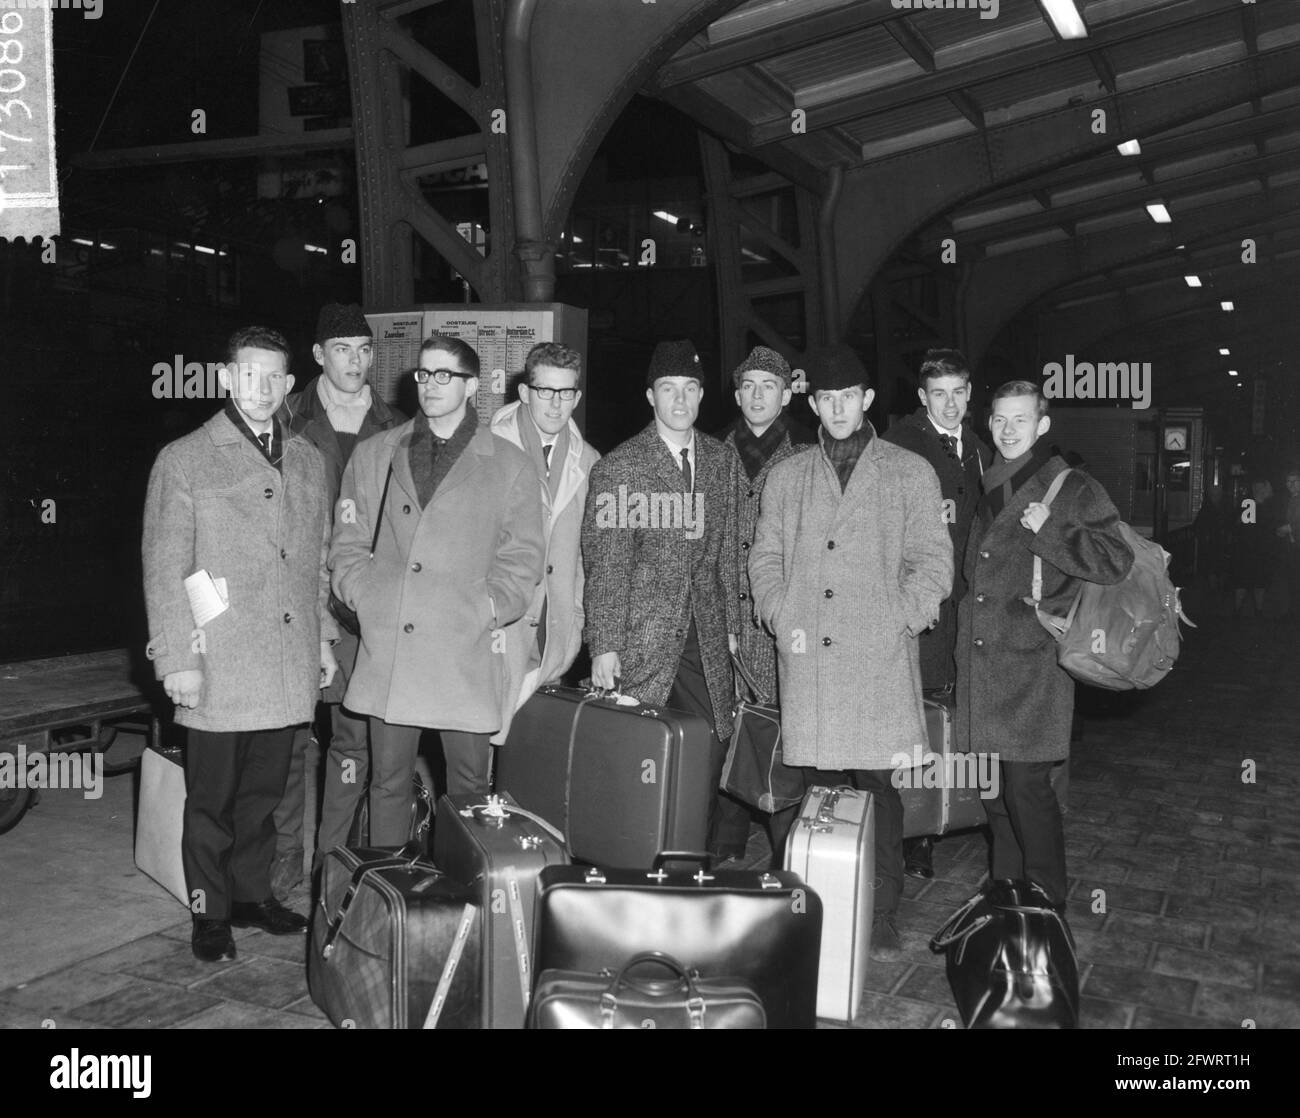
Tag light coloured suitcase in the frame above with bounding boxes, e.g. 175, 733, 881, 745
782, 785, 874, 1024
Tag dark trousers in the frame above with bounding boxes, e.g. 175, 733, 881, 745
368, 719, 491, 847
312, 702, 371, 862
183, 726, 296, 920
985, 759, 1068, 905
665, 619, 740, 853
851, 769, 904, 919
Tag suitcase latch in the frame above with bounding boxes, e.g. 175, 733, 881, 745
517, 835, 541, 850
692, 870, 715, 885
584, 867, 607, 884
758, 873, 782, 890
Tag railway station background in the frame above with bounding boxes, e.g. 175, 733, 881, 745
0, 0, 1297, 1033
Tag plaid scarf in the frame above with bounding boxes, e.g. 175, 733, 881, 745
409, 407, 478, 509
819, 421, 872, 493
733, 416, 787, 481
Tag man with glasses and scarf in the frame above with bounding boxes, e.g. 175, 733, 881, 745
329, 334, 545, 845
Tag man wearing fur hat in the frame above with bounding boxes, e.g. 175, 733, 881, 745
749, 344, 952, 959
582, 339, 742, 855
717, 345, 815, 863
272, 303, 405, 890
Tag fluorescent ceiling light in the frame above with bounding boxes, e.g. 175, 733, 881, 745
303, 244, 327, 254
1147, 203, 1172, 224
100, 242, 116, 251
653, 210, 679, 225
1228, 370, 1238, 377
571, 235, 583, 244
1221, 301, 1234, 311
1184, 275, 1201, 288
72, 237, 95, 246
1117, 140, 1142, 157
193, 244, 217, 255
1219, 348, 1230, 356
1039, 0, 1088, 40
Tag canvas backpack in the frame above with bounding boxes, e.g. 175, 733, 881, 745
1025, 468, 1194, 691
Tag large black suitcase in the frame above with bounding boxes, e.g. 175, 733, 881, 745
532, 857, 822, 1029
496, 684, 712, 869
309, 846, 481, 1029
433, 793, 569, 1029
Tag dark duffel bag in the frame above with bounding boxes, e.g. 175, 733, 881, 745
530, 950, 765, 1030
309, 845, 481, 1029
532, 855, 822, 1029
346, 771, 432, 854
929, 879, 1079, 1029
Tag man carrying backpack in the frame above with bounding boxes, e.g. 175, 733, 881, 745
956, 380, 1133, 907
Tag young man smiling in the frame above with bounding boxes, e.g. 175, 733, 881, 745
955, 380, 1132, 908
143, 326, 338, 962
489, 342, 599, 742
330, 334, 544, 845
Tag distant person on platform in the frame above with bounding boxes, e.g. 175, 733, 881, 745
881, 348, 992, 879
330, 334, 545, 846
271, 303, 404, 892
718, 344, 815, 865
489, 342, 600, 744
143, 325, 337, 963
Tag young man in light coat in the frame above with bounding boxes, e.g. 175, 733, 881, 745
749, 344, 952, 959
143, 326, 338, 963
956, 381, 1132, 908
582, 339, 742, 855
330, 334, 545, 846
488, 342, 599, 744
273, 303, 405, 893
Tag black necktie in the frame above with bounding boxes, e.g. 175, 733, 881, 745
940, 433, 958, 459
542, 442, 553, 473
680, 447, 692, 492
257, 432, 273, 462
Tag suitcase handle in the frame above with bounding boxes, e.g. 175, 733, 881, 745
321, 846, 432, 956
651, 851, 714, 873
601, 951, 706, 1029
458, 795, 567, 848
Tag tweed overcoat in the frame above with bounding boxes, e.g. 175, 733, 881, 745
722, 416, 815, 704
955, 454, 1134, 763
881, 410, 992, 688
330, 418, 546, 733
748, 428, 953, 771
142, 408, 337, 732
488, 401, 600, 743
581, 423, 741, 740
280, 376, 404, 701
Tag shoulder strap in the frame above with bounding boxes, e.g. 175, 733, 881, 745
1030, 468, 1071, 604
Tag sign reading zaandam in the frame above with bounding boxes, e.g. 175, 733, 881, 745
0, 1, 58, 243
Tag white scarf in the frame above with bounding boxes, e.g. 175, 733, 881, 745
316, 376, 372, 434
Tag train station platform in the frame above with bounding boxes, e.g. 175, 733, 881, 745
2, 592, 1297, 1030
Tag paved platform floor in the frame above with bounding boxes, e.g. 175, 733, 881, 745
1, 596, 1297, 1029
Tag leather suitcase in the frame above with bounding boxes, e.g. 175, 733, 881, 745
309, 845, 481, 1029
496, 684, 712, 869
533, 857, 822, 1029
900, 695, 991, 839
433, 792, 570, 1029
783, 786, 874, 1024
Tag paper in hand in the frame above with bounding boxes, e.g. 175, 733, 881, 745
184, 570, 230, 627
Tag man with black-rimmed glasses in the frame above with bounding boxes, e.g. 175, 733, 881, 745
329, 334, 545, 844
490, 342, 600, 744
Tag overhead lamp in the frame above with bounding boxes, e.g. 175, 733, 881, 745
1219, 348, 1230, 356
1228, 370, 1238, 377
1038, 0, 1088, 40
1184, 275, 1201, 288
1117, 139, 1142, 157
1221, 301, 1234, 312
653, 210, 679, 225
304, 244, 327, 255
193, 244, 217, 255
1147, 203, 1172, 224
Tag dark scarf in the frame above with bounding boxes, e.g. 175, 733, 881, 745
819, 421, 872, 493
409, 407, 478, 509
979, 440, 1054, 521
733, 416, 787, 481
224, 399, 282, 471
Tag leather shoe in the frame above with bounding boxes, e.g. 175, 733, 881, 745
192, 918, 236, 963
904, 836, 934, 879
869, 914, 903, 962
230, 897, 309, 935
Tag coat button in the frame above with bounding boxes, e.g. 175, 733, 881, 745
979, 550, 990, 559
822, 637, 832, 646
976, 593, 986, 603
404, 623, 414, 634
283, 612, 292, 624
748, 489, 755, 499
403, 504, 412, 514
411, 562, 422, 572
957, 487, 965, 496
740, 541, 750, 551
824, 589, 833, 599
739, 592, 749, 601
546, 564, 554, 575
280, 549, 287, 559
264, 488, 274, 499
675, 629, 684, 638
974, 638, 984, 647
827, 540, 835, 550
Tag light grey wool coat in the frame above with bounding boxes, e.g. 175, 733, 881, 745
330, 418, 546, 733
748, 428, 954, 771
488, 401, 600, 744
142, 409, 337, 732
581, 423, 741, 740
